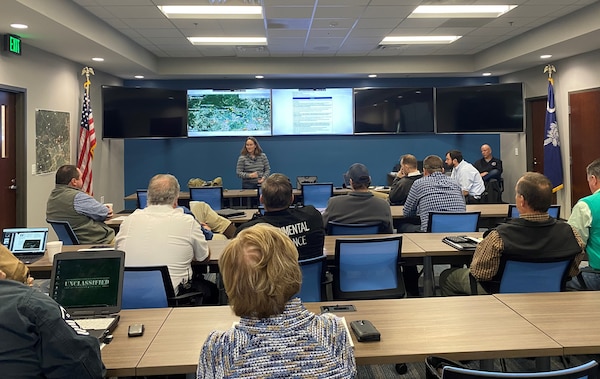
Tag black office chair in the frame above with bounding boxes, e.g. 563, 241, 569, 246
46, 219, 80, 245
122, 266, 204, 309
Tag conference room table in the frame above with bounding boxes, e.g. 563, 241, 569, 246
109, 295, 564, 376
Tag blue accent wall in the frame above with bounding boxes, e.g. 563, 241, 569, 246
121, 77, 501, 202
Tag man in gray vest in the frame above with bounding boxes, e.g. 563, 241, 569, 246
46, 165, 114, 244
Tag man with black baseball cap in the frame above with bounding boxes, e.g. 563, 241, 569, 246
322, 163, 393, 234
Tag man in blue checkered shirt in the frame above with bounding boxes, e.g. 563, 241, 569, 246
402, 155, 466, 232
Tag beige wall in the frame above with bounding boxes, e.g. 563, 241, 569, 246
502, 49, 600, 217
0, 45, 123, 236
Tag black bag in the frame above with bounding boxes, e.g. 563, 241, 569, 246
425, 356, 468, 379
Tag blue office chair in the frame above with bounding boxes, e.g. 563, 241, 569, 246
327, 221, 382, 235
508, 205, 561, 219
427, 211, 481, 233
441, 360, 598, 378
122, 266, 204, 309
136, 189, 148, 209
297, 255, 327, 302
302, 183, 333, 210
333, 235, 405, 300
46, 219, 80, 245
499, 258, 573, 293
189, 187, 223, 210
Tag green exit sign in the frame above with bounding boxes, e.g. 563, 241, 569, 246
4, 34, 21, 55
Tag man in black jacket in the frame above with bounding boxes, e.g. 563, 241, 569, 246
236, 173, 325, 260
389, 154, 423, 205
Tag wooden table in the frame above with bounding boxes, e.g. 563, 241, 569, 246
101, 308, 172, 377
134, 296, 562, 375
495, 292, 600, 355
390, 203, 509, 219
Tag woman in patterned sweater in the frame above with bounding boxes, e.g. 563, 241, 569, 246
197, 224, 356, 378
236, 137, 271, 189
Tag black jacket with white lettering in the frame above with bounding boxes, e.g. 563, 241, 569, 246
235, 205, 325, 260
0, 279, 105, 378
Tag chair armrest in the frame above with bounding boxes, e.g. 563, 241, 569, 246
169, 291, 204, 307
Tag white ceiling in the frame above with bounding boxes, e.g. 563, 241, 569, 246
2, 0, 599, 79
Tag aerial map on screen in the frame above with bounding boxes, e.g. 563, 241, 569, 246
187, 89, 272, 137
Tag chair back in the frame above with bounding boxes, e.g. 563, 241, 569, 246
499, 259, 572, 293
122, 266, 172, 309
298, 255, 326, 302
301, 183, 333, 210
327, 221, 381, 235
441, 359, 598, 378
333, 235, 405, 300
508, 204, 561, 219
136, 190, 148, 209
427, 212, 481, 233
46, 219, 80, 245
189, 187, 223, 210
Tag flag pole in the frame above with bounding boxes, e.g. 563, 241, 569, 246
542, 63, 564, 193
78, 67, 97, 195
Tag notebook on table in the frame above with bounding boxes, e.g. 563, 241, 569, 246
442, 235, 481, 251
2, 227, 48, 264
216, 208, 245, 218
49, 250, 125, 341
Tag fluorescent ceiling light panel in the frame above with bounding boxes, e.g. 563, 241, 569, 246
188, 37, 267, 45
409, 5, 517, 18
157, 5, 263, 19
381, 36, 461, 44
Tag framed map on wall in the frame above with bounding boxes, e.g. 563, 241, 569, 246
35, 109, 70, 174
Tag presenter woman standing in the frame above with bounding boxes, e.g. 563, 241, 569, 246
236, 137, 270, 189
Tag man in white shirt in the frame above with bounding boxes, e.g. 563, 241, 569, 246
116, 174, 214, 301
446, 149, 485, 203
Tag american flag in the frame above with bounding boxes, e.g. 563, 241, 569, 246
77, 90, 96, 195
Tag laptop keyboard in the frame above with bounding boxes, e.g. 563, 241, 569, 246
75, 317, 116, 331
16, 255, 43, 264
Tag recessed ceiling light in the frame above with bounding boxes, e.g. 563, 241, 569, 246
157, 5, 263, 19
10, 23, 28, 29
409, 5, 517, 18
380, 36, 461, 44
482, 72, 492, 76
134, 75, 144, 79
540, 54, 552, 59
188, 37, 267, 45
255, 75, 264, 79
92, 57, 104, 62
368, 74, 377, 78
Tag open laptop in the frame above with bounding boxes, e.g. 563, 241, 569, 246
49, 250, 125, 341
2, 227, 48, 264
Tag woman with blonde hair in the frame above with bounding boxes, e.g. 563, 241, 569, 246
197, 224, 356, 378
236, 136, 270, 189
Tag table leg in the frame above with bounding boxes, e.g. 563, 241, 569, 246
423, 256, 434, 297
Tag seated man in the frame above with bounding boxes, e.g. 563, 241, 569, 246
440, 172, 585, 296
323, 163, 393, 234
0, 269, 105, 378
189, 201, 236, 240
473, 144, 503, 182
115, 174, 217, 302
445, 149, 485, 204
46, 165, 114, 244
403, 155, 466, 232
236, 173, 325, 260
389, 154, 423, 205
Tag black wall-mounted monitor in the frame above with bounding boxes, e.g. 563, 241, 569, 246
187, 89, 272, 137
271, 88, 354, 135
102, 86, 187, 139
435, 83, 524, 133
354, 87, 434, 134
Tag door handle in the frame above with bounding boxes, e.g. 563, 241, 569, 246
9, 185, 16, 190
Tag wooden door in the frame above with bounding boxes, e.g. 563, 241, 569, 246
569, 88, 600, 207
0, 90, 17, 230
526, 97, 547, 174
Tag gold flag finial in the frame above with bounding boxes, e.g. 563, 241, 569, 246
544, 64, 556, 79
81, 67, 95, 95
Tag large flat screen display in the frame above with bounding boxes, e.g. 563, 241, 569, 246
271, 88, 353, 135
354, 87, 434, 134
435, 83, 524, 133
187, 89, 272, 137
102, 86, 187, 139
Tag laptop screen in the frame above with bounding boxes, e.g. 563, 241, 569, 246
50, 250, 125, 315
2, 227, 48, 254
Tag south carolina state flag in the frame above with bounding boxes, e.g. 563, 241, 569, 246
543, 78, 564, 193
